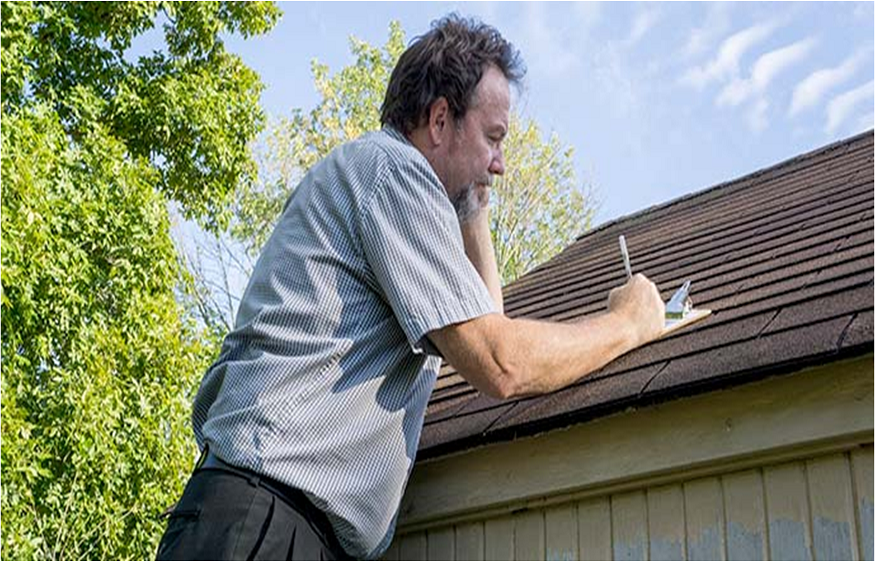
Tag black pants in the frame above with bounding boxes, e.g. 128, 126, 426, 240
156, 464, 347, 560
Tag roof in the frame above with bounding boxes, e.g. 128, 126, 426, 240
420, 130, 874, 460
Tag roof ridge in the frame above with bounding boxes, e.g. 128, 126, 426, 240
575, 129, 874, 243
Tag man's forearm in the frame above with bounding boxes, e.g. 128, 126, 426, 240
500, 312, 638, 397
428, 275, 665, 401
429, 308, 642, 400
460, 209, 504, 313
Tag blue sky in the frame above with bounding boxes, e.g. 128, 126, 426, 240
219, 2, 874, 225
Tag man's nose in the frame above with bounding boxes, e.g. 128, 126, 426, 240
489, 150, 505, 176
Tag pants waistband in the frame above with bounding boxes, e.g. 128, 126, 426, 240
196, 447, 348, 559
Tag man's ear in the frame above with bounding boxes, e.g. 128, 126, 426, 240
427, 97, 450, 146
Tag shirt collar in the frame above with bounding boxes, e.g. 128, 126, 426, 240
383, 125, 412, 146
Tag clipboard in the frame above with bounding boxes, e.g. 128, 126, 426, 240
660, 308, 712, 338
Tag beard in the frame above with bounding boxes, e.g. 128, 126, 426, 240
452, 184, 481, 223
451, 177, 492, 223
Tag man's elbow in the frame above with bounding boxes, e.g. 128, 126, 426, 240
451, 352, 522, 401
476, 369, 517, 400
488, 325, 535, 399
433, 314, 528, 400
476, 350, 526, 400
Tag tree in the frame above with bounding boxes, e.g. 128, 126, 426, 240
0, 2, 279, 559
173, 210, 254, 336
490, 118, 596, 284
223, 21, 595, 293
231, 21, 408, 255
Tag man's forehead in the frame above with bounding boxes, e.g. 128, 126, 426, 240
476, 67, 510, 101
471, 68, 510, 123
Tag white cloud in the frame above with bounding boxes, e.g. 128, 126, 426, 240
680, 20, 780, 90
591, 44, 638, 115
521, 3, 579, 77
683, 3, 733, 59
853, 2, 874, 21
717, 37, 817, 107
826, 80, 875, 134
747, 99, 770, 133
789, 49, 868, 117
625, 8, 661, 47
572, 2, 603, 31
467, 2, 499, 26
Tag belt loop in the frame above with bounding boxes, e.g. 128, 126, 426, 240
246, 473, 261, 488
195, 444, 208, 471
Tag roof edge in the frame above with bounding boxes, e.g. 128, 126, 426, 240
419, 345, 873, 461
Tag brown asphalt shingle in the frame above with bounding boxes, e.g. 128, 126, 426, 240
420, 130, 874, 459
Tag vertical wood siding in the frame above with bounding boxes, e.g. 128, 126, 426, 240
455, 521, 485, 560
484, 516, 514, 560
647, 484, 685, 560
577, 496, 612, 560
545, 503, 578, 560
723, 470, 767, 560
387, 445, 873, 561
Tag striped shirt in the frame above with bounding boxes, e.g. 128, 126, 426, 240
191, 127, 497, 559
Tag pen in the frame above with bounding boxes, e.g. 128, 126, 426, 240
619, 235, 632, 280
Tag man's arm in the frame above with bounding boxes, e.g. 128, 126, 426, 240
427, 274, 665, 400
459, 206, 504, 313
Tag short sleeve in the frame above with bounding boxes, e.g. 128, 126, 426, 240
360, 152, 497, 355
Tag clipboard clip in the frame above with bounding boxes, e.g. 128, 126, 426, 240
665, 280, 693, 320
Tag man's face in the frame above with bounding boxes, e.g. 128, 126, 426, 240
444, 65, 510, 219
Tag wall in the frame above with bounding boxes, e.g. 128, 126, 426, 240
385, 445, 873, 560
385, 355, 874, 561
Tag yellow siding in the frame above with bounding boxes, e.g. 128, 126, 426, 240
683, 477, 725, 560
455, 521, 484, 560
484, 515, 514, 560
851, 445, 874, 561
647, 484, 685, 560
390, 446, 874, 560
380, 541, 399, 561
807, 454, 858, 560
545, 503, 578, 560
764, 461, 813, 559
400, 357, 872, 529
723, 469, 767, 560
577, 496, 612, 561
427, 526, 454, 560
514, 509, 545, 560
398, 532, 426, 561
612, 490, 648, 560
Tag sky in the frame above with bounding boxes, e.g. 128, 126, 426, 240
217, 1, 875, 225
125, 2, 873, 324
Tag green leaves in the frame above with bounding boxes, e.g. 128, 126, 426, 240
491, 117, 596, 284
116, 47, 264, 232
2, 1, 280, 232
231, 21, 408, 254
1, 2, 278, 559
1, 103, 209, 561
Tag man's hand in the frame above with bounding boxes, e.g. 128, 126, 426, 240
607, 273, 665, 346
459, 186, 503, 312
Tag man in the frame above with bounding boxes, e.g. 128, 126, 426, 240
157, 15, 664, 561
